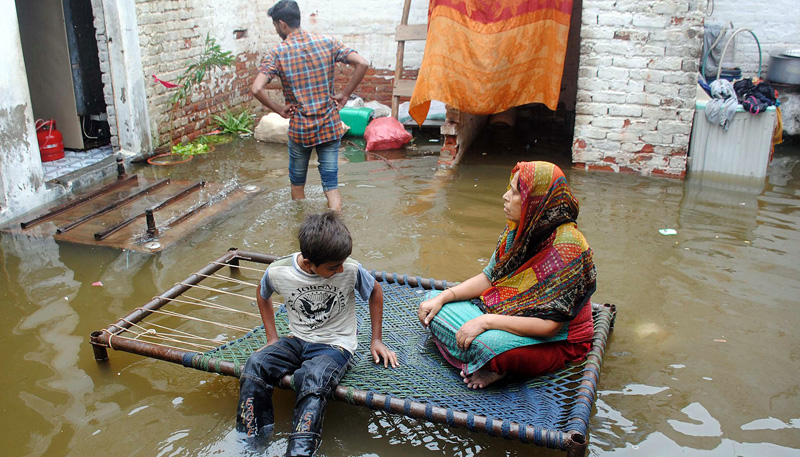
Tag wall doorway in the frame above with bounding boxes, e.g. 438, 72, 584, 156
16, 0, 112, 180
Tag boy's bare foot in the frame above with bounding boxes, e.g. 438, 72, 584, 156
460, 369, 505, 389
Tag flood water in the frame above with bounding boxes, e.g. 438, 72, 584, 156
1, 132, 799, 457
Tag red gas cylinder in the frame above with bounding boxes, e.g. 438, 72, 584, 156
36, 119, 65, 162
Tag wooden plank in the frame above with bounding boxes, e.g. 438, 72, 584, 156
20, 175, 138, 229
393, 79, 417, 97
395, 24, 427, 41
56, 178, 171, 234
93, 181, 206, 240
392, 0, 414, 119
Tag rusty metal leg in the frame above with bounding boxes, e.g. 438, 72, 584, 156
228, 247, 240, 274
565, 433, 587, 457
116, 157, 126, 179
90, 331, 109, 361
146, 209, 158, 238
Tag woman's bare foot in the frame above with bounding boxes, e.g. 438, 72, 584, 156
460, 369, 505, 389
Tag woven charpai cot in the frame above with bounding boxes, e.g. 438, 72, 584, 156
196, 275, 616, 455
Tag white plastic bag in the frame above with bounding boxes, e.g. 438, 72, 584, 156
364, 100, 391, 118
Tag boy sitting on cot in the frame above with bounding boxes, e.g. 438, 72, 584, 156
237, 211, 398, 456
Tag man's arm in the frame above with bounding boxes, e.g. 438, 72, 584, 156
251, 72, 298, 118
331, 52, 369, 109
367, 282, 398, 368
256, 283, 280, 345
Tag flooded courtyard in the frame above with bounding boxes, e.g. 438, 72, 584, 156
1, 135, 798, 457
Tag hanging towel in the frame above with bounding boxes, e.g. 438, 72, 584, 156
705, 79, 738, 131
408, 0, 573, 125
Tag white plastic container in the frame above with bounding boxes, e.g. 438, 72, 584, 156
688, 99, 776, 179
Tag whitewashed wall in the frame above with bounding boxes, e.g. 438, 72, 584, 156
0, 0, 51, 224
293, 0, 428, 69
707, 0, 798, 78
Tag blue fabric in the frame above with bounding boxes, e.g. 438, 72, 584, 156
426, 290, 568, 374
288, 138, 341, 191
482, 228, 516, 278
354, 265, 375, 301
237, 335, 352, 437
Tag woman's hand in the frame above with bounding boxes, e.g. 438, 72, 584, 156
370, 339, 398, 368
418, 298, 442, 327
456, 315, 489, 350
418, 292, 450, 327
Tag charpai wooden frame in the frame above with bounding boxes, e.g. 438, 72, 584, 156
90, 249, 616, 457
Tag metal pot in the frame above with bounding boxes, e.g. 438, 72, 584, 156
767, 50, 800, 85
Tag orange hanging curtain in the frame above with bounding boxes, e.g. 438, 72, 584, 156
409, 0, 573, 125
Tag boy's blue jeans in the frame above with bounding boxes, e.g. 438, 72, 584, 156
287, 139, 341, 192
236, 335, 351, 454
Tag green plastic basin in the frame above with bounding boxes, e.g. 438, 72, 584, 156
340, 107, 374, 137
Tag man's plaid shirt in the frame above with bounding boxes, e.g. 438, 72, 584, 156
259, 29, 354, 147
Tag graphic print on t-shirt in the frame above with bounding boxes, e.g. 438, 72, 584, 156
287, 284, 346, 329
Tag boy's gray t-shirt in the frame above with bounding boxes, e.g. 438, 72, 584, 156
259, 253, 375, 353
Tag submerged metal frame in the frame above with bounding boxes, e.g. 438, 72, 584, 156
90, 248, 615, 457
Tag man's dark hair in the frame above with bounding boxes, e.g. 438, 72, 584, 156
298, 211, 352, 266
268, 0, 301, 28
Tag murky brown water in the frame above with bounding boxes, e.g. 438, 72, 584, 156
2, 133, 799, 457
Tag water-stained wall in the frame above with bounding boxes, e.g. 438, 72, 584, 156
0, 0, 54, 224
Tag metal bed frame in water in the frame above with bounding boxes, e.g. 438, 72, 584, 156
90, 249, 616, 456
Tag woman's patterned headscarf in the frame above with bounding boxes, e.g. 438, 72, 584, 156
482, 162, 596, 321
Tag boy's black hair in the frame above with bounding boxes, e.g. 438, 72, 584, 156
268, 0, 301, 28
298, 211, 352, 266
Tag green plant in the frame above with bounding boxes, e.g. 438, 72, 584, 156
171, 141, 209, 157
213, 109, 254, 135
197, 134, 234, 146
170, 34, 235, 107
162, 33, 235, 148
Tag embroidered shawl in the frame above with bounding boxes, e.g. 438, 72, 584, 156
481, 162, 596, 321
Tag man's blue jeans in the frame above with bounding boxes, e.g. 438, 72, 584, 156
288, 139, 341, 192
236, 336, 351, 453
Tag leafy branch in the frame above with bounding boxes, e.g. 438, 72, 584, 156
170, 33, 235, 106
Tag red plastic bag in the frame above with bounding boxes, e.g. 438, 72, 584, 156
364, 117, 412, 151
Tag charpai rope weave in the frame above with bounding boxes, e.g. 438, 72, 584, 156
197, 278, 616, 450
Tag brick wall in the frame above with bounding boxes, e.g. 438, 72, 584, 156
332, 67, 417, 107
135, 1, 275, 148
88, 1, 425, 150
572, 1, 704, 178
90, 0, 118, 150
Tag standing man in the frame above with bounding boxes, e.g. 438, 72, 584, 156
251, 0, 369, 211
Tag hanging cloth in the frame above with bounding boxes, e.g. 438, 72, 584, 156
408, 0, 573, 125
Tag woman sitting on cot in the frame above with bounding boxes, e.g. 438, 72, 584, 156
418, 161, 596, 388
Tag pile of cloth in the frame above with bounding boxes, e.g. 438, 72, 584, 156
705, 77, 782, 133
734, 78, 780, 114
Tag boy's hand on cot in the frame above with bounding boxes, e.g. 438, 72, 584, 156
370, 339, 398, 368
456, 315, 488, 350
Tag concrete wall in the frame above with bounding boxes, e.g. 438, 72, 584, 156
0, 0, 51, 223
572, 0, 705, 178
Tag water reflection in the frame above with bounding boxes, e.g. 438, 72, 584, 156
1, 234, 86, 455
1, 139, 798, 456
